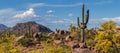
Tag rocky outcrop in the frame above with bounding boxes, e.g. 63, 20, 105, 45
72, 43, 98, 53
33, 32, 42, 41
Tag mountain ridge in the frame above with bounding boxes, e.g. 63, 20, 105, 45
0, 21, 52, 34
0, 24, 8, 30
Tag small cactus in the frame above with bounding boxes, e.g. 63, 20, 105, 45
77, 4, 89, 43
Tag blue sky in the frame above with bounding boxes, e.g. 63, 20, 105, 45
0, 0, 120, 30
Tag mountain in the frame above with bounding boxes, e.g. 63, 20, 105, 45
0, 24, 8, 30
8, 21, 52, 33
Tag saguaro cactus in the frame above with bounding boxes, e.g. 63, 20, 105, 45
77, 4, 89, 43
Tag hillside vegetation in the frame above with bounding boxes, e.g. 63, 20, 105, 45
0, 21, 120, 53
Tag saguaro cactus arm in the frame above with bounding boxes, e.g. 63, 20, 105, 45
85, 10, 89, 25
82, 4, 84, 24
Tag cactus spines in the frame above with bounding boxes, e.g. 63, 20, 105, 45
77, 4, 89, 43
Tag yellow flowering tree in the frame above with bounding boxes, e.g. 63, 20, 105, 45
94, 21, 120, 53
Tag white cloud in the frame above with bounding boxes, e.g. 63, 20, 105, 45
0, 8, 22, 17
0, 8, 14, 15
29, 1, 112, 8
52, 20, 65, 23
94, 0, 112, 5
13, 8, 38, 19
30, 3, 46, 7
51, 19, 75, 24
102, 16, 120, 22
0, 8, 22, 27
29, 3, 82, 8
47, 10, 55, 14
45, 14, 57, 17
68, 13, 73, 17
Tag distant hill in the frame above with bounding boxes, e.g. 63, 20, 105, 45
0, 24, 8, 30
8, 21, 52, 33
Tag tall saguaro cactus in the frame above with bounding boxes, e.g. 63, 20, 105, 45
77, 4, 89, 43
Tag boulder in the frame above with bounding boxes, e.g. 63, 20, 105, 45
33, 32, 42, 41
65, 35, 72, 41
54, 40, 62, 44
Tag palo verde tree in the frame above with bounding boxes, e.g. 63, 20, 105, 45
95, 21, 120, 53
101, 21, 116, 30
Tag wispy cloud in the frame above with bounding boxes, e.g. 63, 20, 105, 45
68, 13, 73, 17
51, 19, 75, 24
0, 8, 21, 26
13, 8, 38, 19
51, 20, 65, 23
45, 10, 57, 17
29, 0, 113, 8
102, 16, 120, 22
46, 10, 55, 14
94, 0, 112, 5
0, 8, 14, 15
29, 3, 83, 8
45, 14, 57, 17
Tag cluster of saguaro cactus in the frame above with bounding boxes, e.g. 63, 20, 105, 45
77, 4, 89, 43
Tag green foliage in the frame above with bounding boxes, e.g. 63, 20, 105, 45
94, 32, 112, 53
28, 49, 40, 53
40, 34, 50, 41
69, 24, 77, 32
17, 37, 31, 47
1, 21, 120, 53
0, 34, 20, 53
113, 34, 120, 48
69, 24, 80, 40
9, 49, 19, 53
0, 32, 71, 53
85, 39, 95, 46
93, 21, 120, 53
101, 21, 116, 30
40, 42, 72, 53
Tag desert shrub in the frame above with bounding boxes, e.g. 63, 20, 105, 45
27, 49, 40, 53
101, 21, 116, 30
94, 30, 120, 53
86, 39, 95, 46
0, 34, 20, 53
69, 24, 78, 32
9, 49, 19, 53
93, 21, 120, 53
17, 38, 31, 47
40, 41, 72, 53
41, 35, 50, 41
112, 34, 120, 48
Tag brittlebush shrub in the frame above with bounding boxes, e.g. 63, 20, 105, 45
101, 21, 116, 30
40, 41, 72, 53
94, 32, 112, 53
94, 21, 120, 53
94, 31, 120, 53
112, 34, 120, 48
27, 41, 72, 53
0, 34, 20, 53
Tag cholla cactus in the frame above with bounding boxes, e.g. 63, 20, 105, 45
77, 4, 89, 43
